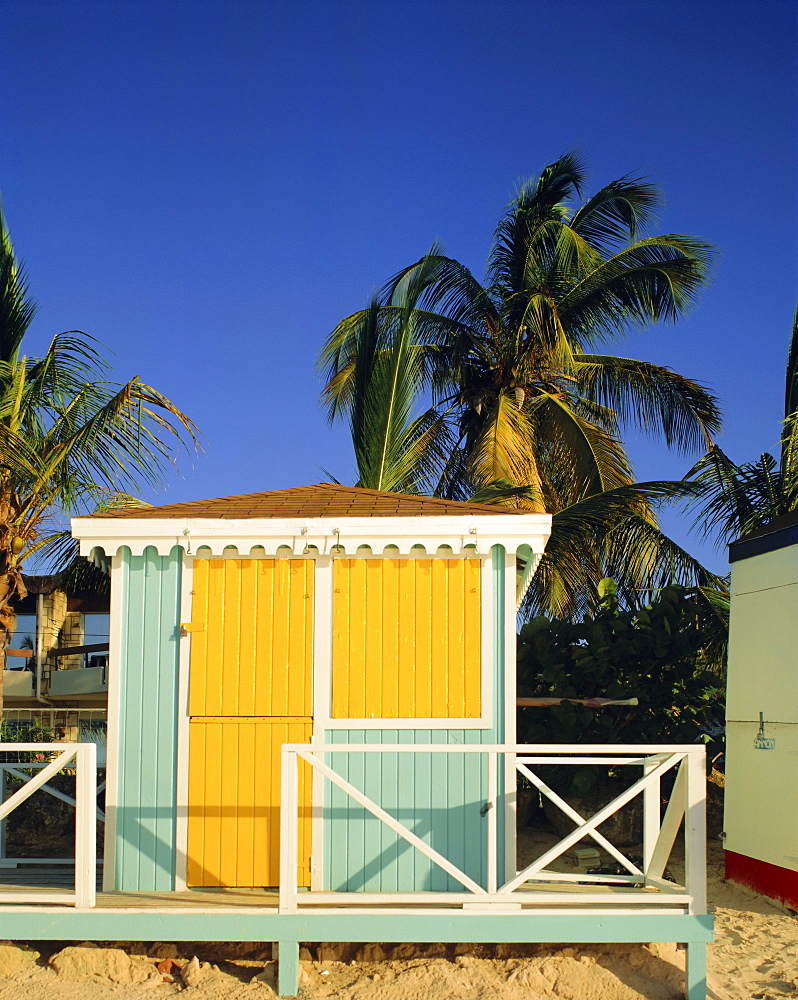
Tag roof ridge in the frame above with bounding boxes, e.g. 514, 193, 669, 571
80, 482, 538, 519
309, 482, 527, 514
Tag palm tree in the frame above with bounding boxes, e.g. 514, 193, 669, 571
326, 255, 457, 494
688, 305, 798, 545
0, 205, 198, 696
320, 154, 723, 615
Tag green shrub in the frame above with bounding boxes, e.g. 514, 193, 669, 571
517, 583, 724, 796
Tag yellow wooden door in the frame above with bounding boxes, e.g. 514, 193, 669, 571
186, 559, 313, 887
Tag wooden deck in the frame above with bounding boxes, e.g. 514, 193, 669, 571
0, 874, 712, 1000
0, 874, 691, 912
0, 887, 713, 1000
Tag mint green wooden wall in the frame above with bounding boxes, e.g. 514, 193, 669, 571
322, 545, 508, 891
112, 545, 182, 891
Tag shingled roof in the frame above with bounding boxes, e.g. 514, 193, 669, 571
91, 483, 533, 520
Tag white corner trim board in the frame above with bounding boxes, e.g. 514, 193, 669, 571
71, 514, 553, 559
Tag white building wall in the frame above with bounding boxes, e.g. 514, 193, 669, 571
726, 545, 798, 873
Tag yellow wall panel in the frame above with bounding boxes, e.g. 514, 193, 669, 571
332, 558, 481, 718
189, 559, 313, 718
186, 718, 312, 887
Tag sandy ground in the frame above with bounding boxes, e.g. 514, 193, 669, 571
0, 838, 794, 1000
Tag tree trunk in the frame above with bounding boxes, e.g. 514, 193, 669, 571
0, 550, 28, 714
0, 493, 30, 712
0, 576, 14, 713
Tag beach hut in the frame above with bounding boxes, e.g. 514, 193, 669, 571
0, 482, 714, 1000
71, 482, 551, 894
725, 513, 798, 907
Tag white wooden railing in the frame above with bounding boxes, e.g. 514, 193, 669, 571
279, 743, 707, 914
0, 743, 96, 906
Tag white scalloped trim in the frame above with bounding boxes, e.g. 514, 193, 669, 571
73, 514, 552, 559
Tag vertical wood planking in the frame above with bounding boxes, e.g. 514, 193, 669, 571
186, 558, 314, 887
114, 546, 182, 891
331, 558, 481, 719
365, 560, 382, 714
220, 561, 240, 716
254, 561, 275, 715
429, 562, 447, 715
415, 730, 428, 891
381, 560, 399, 718
187, 559, 210, 718
237, 561, 257, 717
186, 719, 312, 887
463, 558, 482, 717
320, 546, 507, 893
410, 565, 430, 718
379, 733, 400, 880
324, 729, 493, 892
270, 562, 290, 715
237, 721, 256, 885
189, 559, 313, 717
447, 562, 463, 714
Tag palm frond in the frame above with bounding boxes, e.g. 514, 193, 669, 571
433, 446, 474, 502
0, 203, 36, 363
514, 288, 578, 373
344, 261, 464, 494
569, 174, 661, 251
489, 153, 585, 296
467, 479, 545, 510
781, 303, 798, 478
467, 390, 543, 502
319, 304, 477, 421
382, 250, 498, 329
531, 391, 634, 499
348, 300, 423, 492
531, 151, 586, 204
574, 354, 721, 452
524, 479, 716, 618
784, 303, 798, 420
685, 445, 798, 545
30, 377, 199, 498
558, 236, 716, 347
601, 509, 726, 606
0, 204, 203, 636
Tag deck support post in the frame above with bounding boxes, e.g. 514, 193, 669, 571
685, 942, 707, 1000
276, 940, 299, 997
75, 745, 97, 908
0, 768, 6, 861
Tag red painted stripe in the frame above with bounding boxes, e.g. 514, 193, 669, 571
725, 850, 798, 909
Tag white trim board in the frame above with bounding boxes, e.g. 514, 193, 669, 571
503, 547, 518, 883
322, 716, 492, 730
72, 513, 552, 560
311, 556, 331, 891
173, 552, 194, 893
101, 554, 124, 892
315, 552, 494, 732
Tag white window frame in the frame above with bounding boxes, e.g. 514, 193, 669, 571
314, 553, 494, 731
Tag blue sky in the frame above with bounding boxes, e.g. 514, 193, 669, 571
2, 0, 797, 573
